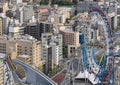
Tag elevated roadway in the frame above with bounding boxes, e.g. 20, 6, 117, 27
12, 59, 57, 85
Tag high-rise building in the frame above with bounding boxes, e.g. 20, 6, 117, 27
60, 28, 79, 46
0, 35, 43, 67
41, 33, 63, 74
108, 4, 118, 30
2, 16, 10, 35
49, 6, 66, 24
0, 2, 8, 15
9, 25, 24, 37
15, 6, 24, 25
13, 5, 34, 23
60, 28, 80, 56
0, 53, 5, 85
24, 23, 37, 39
49, 5, 75, 25
23, 5, 34, 22
39, 22, 53, 34
24, 21, 53, 40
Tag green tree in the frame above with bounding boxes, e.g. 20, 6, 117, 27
63, 47, 67, 55
39, 0, 48, 5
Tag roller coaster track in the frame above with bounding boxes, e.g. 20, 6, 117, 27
7, 55, 16, 71
2, 54, 57, 85
91, 8, 115, 84
87, 43, 105, 49
92, 8, 114, 84
80, 7, 115, 84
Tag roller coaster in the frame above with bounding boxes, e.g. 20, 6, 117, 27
0, 53, 16, 85
0, 54, 57, 85
87, 43, 105, 49
7, 55, 16, 71
78, 7, 115, 85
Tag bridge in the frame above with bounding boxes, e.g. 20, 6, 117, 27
12, 59, 57, 85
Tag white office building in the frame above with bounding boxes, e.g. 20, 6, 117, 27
41, 33, 63, 73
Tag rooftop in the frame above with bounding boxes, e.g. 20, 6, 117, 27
0, 35, 39, 43
62, 28, 79, 33
75, 70, 99, 85
52, 73, 65, 85
18, 55, 31, 58
0, 53, 6, 59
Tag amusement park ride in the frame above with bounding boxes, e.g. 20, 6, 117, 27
78, 8, 116, 85
0, 54, 16, 85
0, 53, 58, 85
0, 4, 119, 85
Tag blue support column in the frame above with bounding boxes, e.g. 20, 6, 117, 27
79, 33, 89, 70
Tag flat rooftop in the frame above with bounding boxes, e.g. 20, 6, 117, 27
0, 35, 39, 43
18, 55, 31, 58
0, 53, 6, 59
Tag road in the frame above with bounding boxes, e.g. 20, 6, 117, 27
12, 59, 57, 85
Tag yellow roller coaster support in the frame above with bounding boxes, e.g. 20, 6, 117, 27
7, 55, 16, 71
87, 43, 105, 48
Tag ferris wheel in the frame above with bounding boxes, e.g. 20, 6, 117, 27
79, 8, 115, 85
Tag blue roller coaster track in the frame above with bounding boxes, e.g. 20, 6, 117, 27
79, 8, 115, 85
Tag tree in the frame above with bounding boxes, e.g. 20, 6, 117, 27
39, 0, 48, 5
